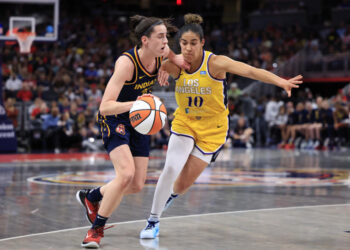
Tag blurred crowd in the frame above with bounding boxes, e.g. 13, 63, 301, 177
226, 83, 350, 150
2, 10, 350, 153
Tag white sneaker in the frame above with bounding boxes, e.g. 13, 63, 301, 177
140, 221, 159, 239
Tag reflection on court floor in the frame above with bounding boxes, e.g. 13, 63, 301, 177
1, 148, 350, 249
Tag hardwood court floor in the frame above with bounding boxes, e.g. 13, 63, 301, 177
0, 148, 349, 249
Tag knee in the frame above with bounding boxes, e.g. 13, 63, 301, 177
119, 171, 135, 190
131, 181, 144, 193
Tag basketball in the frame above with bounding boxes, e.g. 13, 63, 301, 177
129, 96, 167, 135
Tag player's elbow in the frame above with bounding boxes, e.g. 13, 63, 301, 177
99, 103, 108, 116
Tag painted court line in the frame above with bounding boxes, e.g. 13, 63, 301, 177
0, 203, 349, 242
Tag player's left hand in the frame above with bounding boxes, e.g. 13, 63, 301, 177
280, 75, 303, 97
171, 54, 190, 70
158, 68, 170, 86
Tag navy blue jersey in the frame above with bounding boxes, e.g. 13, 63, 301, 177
299, 109, 308, 124
97, 46, 162, 156
311, 109, 321, 123
320, 108, 334, 125
116, 46, 162, 123
305, 110, 313, 123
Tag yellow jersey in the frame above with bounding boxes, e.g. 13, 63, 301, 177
174, 50, 229, 117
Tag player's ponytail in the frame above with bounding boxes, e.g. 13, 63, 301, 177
129, 15, 178, 47
178, 13, 204, 40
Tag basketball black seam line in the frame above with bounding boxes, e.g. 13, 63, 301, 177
148, 97, 157, 134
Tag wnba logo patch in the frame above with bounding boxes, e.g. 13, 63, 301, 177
116, 124, 125, 135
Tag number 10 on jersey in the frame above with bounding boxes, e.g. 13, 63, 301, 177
187, 96, 203, 107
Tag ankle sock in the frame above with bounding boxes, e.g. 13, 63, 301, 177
92, 214, 108, 228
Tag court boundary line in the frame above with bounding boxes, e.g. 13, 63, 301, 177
0, 203, 349, 242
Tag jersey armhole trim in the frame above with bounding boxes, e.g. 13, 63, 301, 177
174, 68, 182, 80
121, 53, 138, 85
207, 53, 225, 82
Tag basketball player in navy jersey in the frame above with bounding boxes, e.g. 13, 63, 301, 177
76, 15, 189, 248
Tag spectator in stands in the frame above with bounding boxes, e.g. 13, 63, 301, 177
16, 82, 33, 102
264, 94, 280, 144
5, 72, 22, 98
278, 102, 295, 148
333, 102, 349, 146
306, 96, 323, 149
42, 84, 59, 102
4, 98, 19, 129
320, 100, 335, 149
253, 98, 267, 147
227, 82, 241, 99
270, 105, 288, 146
36, 72, 50, 91
41, 106, 61, 153
306, 40, 323, 71
284, 102, 308, 148
86, 83, 102, 105
57, 111, 74, 150
232, 117, 254, 148
84, 62, 98, 84
29, 98, 46, 120
240, 93, 256, 125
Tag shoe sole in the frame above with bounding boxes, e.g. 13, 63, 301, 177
81, 241, 99, 248
76, 190, 94, 224
140, 229, 159, 239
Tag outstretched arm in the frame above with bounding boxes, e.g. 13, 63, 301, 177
210, 55, 303, 97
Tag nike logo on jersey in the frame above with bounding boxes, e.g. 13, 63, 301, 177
217, 125, 223, 128
139, 75, 146, 79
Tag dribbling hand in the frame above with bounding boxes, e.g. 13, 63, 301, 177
137, 94, 158, 100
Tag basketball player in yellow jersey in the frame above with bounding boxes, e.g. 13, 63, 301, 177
140, 13, 303, 239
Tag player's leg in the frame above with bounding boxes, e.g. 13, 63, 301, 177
163, 148, 211, 211
82, 144, 135, 248
124, 130, 150, 194
173, 154, 209, 195
140, 134, 194, 239
124, 156, 148, 194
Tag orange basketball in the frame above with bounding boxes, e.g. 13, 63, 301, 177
129, 96, 167, 135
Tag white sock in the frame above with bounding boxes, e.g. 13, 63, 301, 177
150, 134, 194, 218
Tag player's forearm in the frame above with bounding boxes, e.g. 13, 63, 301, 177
250, 68, 284, 88
166, 47, 175, 61
99, 101, 134, 116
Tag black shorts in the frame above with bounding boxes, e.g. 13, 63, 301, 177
97, 114, 150, 157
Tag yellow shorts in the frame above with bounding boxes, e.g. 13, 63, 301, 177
171, 112, 229, 154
